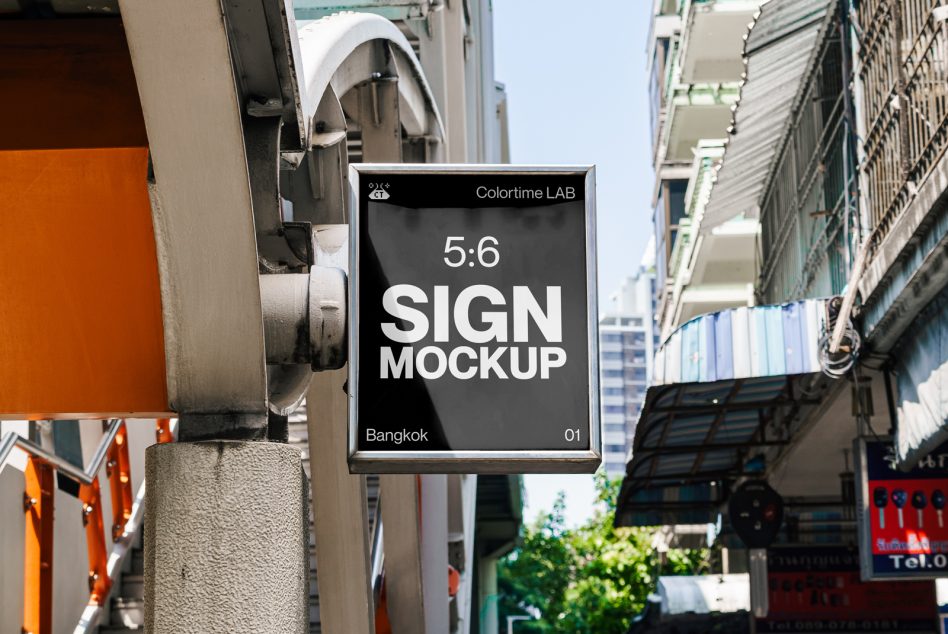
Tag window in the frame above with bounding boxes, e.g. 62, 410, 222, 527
602, 351, 624, 361
603, 387, 624, 396
601, 333, 622, 343
625, 332, 646, 346
605, 444, 626, 454
604, 405, 625, 414
655, 179, 689, 286
603, 369, 624, 378
625, 352, 645, 365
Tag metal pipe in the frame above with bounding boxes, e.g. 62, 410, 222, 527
370, 503, 385, 587
0, 432, 16, 475
87, 418, 124, 478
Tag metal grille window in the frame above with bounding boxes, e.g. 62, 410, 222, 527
858, 0, 948, 256
758, 7, 855, 303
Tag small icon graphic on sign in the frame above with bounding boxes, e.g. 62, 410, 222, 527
369, 184, 390, 200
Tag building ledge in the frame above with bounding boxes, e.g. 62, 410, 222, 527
859, 147, 948, 352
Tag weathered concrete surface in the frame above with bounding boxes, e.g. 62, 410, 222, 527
144, 441, 308, 634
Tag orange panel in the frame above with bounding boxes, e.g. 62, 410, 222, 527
0, 19, 170, 417
0, 148, 169, 416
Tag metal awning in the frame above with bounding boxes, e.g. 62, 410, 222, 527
894, 285, 948, 466
616, 299, 832, 527
700, 0, 831, 232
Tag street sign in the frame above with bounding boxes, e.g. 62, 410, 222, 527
758, 545, 936, 632
728, 480, 784, 549
348, 164, 599, 474
855, 437, 948, 580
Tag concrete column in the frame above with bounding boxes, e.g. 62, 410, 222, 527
144, 441, 309, 633
421, 475, 450, 631
307, 368, 375, 633
382, 474, 450, 633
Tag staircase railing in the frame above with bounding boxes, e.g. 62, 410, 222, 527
0, 418, 175, 634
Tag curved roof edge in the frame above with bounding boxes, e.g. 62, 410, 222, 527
295, 11, 445, 145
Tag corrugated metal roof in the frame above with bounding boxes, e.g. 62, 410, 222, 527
615, 299, 834, 527
700, 0, 831, 232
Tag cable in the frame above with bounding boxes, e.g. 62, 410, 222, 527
819, 320, 861, 379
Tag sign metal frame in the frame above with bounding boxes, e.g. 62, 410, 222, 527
347, 163, 600, 474
855, 435, 948, 580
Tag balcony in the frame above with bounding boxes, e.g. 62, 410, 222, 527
663, 84, 738, 162
658, 141, 758, 337
293, 0, 437, 21
677, 0, 759, 85
658, 0, 756, 163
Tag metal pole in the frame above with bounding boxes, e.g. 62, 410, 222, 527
507, 615, 531, 634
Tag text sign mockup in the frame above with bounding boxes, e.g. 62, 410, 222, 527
855, 437, 948, 580
348, 165, 600, 474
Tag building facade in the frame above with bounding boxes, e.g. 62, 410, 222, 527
649, 0, 762, 342
600, 252, 657, 476
620, 0, 948, 624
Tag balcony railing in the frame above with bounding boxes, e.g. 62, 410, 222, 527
858, 0, 948, 258
0, 418, 174, 634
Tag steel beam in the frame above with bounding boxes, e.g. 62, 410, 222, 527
119, 0, 269, 436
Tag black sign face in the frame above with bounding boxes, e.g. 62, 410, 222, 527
348, 165, 599, 474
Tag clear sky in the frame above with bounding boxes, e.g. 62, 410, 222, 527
493, 0, 655, 526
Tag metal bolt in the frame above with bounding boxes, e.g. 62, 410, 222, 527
22, 494, 37, 511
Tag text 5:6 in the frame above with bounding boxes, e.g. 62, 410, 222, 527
443, 236, 500, 268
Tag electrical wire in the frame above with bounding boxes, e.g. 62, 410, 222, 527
819, 320, 861, 379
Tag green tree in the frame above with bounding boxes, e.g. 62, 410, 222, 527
498, 473, 710, 634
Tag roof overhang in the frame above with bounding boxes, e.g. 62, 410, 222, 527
475, 474, 523, 559
701, 0, 831, 232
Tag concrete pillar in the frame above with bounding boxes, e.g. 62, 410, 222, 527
307, 368, 375, 633
144, 441, 309, 633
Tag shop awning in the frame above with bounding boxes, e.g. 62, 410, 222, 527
701, 0, 831, 233
616, 299, 832, 527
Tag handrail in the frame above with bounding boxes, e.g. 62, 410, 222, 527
1, 418, 175, 634
0, 418, 123, 484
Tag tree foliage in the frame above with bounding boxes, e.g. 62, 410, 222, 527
498, 473, 710, 634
